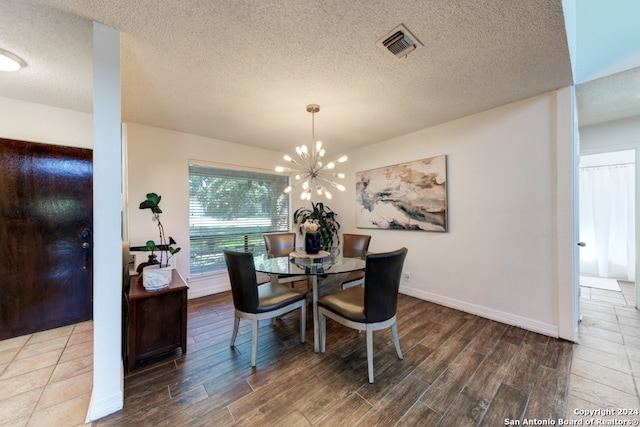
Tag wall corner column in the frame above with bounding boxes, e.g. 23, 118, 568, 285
87, 21, 124, 422
556, 85, 579, 341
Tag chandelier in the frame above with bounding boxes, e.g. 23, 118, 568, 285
276, 104, 347, 200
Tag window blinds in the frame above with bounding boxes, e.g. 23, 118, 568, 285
189, 164, 290, 275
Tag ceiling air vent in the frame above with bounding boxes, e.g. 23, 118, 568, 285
377, 24, 422, 59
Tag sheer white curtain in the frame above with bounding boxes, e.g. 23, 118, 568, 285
579, 162, 635, 281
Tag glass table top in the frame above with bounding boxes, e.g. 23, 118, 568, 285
253, 249, 365, 276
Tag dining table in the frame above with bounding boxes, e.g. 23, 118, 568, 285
253, 249, 366, 352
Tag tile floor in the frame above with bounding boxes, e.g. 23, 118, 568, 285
0, 321, 93, 427
565, 280, 640, 422
2, 281, 640, 426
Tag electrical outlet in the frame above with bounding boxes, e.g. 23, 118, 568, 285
403, 272, 411, 282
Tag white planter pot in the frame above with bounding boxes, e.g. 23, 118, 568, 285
142, 264, 172, 290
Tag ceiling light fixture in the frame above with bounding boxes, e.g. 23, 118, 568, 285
276, 104, 347, 200
0, 48, 25, 72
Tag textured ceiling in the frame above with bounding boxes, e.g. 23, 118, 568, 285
576, 66, 640, 127
0, 0, 579, 154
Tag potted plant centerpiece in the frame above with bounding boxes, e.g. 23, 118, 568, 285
293, 202, 340, 252
138, 192, 181, 290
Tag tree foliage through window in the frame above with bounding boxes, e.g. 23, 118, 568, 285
189, 164, 289, 274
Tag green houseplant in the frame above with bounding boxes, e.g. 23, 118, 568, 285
293, 202, 340, 251
139, 192, 181, 267
138, 193, 181, 289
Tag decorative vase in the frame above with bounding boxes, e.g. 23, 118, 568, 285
304, 231, 321, 254
142, 264, 172, 291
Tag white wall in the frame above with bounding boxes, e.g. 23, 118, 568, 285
306, 91, 567, 336
125, 122, 287, 298
581, 149, 635, 167
0, 96, 92, 147
580, 116, 640, 154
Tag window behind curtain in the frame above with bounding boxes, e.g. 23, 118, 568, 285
189, 164, 290, 275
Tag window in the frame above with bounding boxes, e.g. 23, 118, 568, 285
189, 164, 290, 275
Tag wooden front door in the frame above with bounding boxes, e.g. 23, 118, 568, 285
0, 138, 93, 340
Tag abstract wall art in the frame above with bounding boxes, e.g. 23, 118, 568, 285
356, 155, 447, 232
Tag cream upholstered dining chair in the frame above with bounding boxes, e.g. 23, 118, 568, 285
318, 247, 408, 383
339, 233, 371, 289
263, 232, 308, 288
223, 250, 306, 367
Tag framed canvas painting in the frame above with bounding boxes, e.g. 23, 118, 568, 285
356, 155, 447, 232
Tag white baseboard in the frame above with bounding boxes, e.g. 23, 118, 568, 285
86, 388, 123, 423
399, 285, 559, 338
185, 271, 270, 299
186, 280, 230, 299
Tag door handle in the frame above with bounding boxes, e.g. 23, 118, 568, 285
82, 242, 90, 249
577, 242, 586, 247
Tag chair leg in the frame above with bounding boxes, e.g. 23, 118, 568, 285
251, 318, 258, 367
391, 322, 403, 360
366, 325, 374, 383
300, 302, 306, 343
320, 311, 326, 353
230, 315, 240, 347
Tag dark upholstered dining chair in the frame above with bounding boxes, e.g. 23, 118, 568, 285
263, 232, 308, 288
318, 247, 408, 383
340, 233, 371, 289
223, 250, 306, 367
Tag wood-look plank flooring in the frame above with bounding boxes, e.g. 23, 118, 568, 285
93, 281, 575, 426
4, 280, 638, 426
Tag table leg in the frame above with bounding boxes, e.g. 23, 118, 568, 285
311, 267, 319, 352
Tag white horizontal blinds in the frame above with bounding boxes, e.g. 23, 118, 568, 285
189, 164, 290, 275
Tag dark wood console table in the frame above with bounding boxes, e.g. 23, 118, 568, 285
124, 269, 188, 372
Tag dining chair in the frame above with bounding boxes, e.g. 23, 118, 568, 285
318, 247, 408, 383
263, 232, 296, 257
263, 232, 308, 288
223, 250, 306, 367
340, 233, 371, 289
